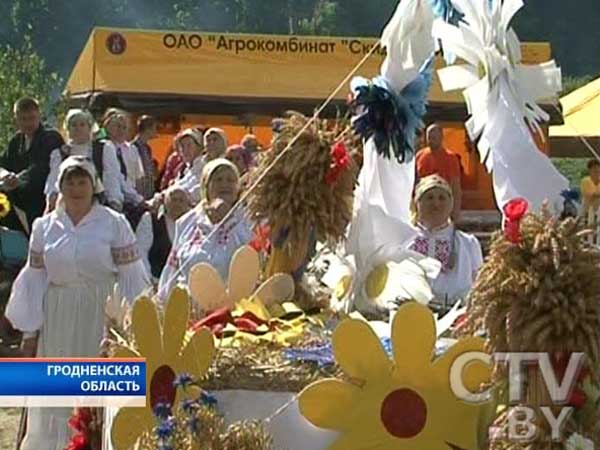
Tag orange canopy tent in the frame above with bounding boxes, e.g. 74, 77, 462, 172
65, 27, 561, 210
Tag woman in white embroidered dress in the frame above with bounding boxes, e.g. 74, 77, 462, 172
102, 109, 145, 208
5, 156, 150, 450
158, 158, 252, 300
45, 109, 123, 212
204, 127, 228, 160
150, 128, 207, 209
171, 128, 207, 204
410, 174, 483, 306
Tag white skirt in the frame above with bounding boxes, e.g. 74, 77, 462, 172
20, 278, 114, 450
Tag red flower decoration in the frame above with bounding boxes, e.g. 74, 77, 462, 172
249, 224, 271, 254
68, 407, 93, 433
502, 198, 528, 244
325, 141, 351, 186
65, 432, 89, 450
568, 387, 587, 409
451, 313, 468, 331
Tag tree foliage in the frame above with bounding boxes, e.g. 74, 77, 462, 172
0, 36, 62, 150
0, 0, 598, 146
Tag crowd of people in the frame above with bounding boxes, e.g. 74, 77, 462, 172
0, 97, 260, 449
0, 95, 599, 450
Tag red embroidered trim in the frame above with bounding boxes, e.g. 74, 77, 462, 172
111, 244, 140, 265
29, 250, 45, 269
411, 237, 429, 255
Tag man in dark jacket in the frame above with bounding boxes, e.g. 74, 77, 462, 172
0, 97, 64, 233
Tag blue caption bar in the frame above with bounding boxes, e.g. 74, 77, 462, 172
0, 358, 146, 396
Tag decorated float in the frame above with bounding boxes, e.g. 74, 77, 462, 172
57, 0, 600, 449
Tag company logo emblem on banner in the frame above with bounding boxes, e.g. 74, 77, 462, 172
107, 32, 127, 55
0, 358, 146, 407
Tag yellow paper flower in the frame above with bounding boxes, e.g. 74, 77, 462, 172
0, 193, 11, 219
189, 245, 294, 312
110, 288, 215, 450
323, 250, 441, 314
299, 302, 492, 450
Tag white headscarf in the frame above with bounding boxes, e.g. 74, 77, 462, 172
200, 158, 239, 202
56, 155, 104, 194
175, 128, 204, 151
64, 109, 97, 132
65, 109, 97, 141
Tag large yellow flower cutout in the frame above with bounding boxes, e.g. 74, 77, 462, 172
299, 302, 492, 450
189, 245, 294, 312
110, 288, 215, 450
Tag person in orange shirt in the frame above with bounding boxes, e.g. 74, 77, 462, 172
581, 159, 600, 217
416, 123, 462, 221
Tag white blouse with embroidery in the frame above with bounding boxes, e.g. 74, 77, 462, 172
409, 223, 483, 305
171, 156, 206, 205
107, 141, 144, 206
158, 206, 253, 300
5, 203, 151, 332
135, 211, 154, 278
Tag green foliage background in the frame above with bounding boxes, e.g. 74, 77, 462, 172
0, 0, 598, 154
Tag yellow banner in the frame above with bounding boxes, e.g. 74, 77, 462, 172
67, 27, 553, 104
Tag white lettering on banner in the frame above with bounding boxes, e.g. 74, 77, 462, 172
451, 352, 585, 444
80, 379, 141, 393
47, 364, 142, 378
451, 352, 585, 404
47, 363, 144, 395
494, 353, 532, 402
540, 407, 573, 441
508, 407, 537, 442
449, 351, 492, 404
538, 353, 584, 403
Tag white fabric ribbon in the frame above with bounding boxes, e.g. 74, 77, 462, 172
433, 0, 568, 211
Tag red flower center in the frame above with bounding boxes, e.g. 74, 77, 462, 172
150, 365, 176, 409
380, 388, 427, 439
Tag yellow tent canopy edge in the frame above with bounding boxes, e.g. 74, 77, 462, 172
550, 77, 600, 138
66, 26, 553, 106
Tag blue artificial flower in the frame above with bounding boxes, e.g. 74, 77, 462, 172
187, 416, 201, 434
181, 398, 199, 415
153, 402, 172, 420
560, 188, 582, 218
156, 417, 175, 440
200, 391, 218, 409
350, 57, 434, 163
561, 188, 581, 203
173, 373, 194, 389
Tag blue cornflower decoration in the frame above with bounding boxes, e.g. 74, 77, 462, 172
200, 391, 218, 409
181, 398, 199, 415
561, 188, 582, 218
561, 188, 581, 203
156, 417, 175, 440
350, 58, 433, 163
173, 373, 194, 389
153, 402, 172, 420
